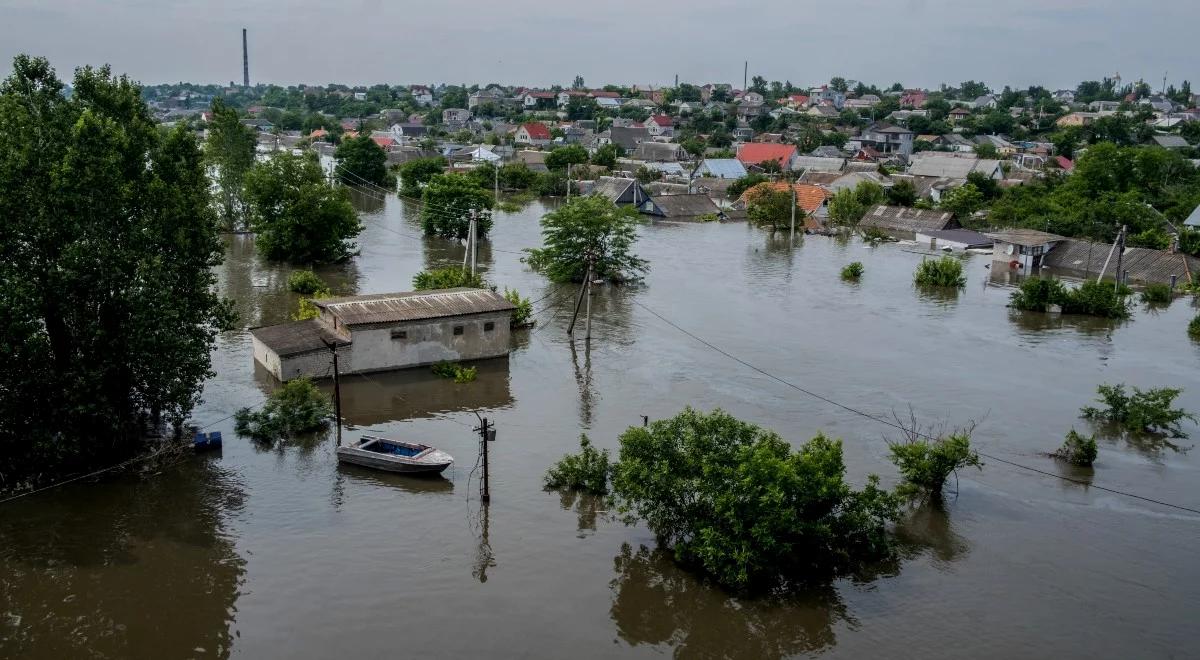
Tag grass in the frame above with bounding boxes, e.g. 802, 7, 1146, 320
432, 360, 477, 383
913, 256, 966, 288
841, 262, 864, 280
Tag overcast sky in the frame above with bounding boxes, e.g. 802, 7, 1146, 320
1, 0, 1197, 92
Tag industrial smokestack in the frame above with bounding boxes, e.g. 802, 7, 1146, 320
242, 28, 249, 88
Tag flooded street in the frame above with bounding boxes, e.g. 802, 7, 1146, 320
4, 192, 1200, 659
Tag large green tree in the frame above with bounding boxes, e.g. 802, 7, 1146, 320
420, 174, 494, 240
0, 56, 235, 482
245, 152, 363, 263
205, 97, 257, 230
335, 135, 392, 189
544, 144, 590, 172
397, 156, 447, 196
525, 195, 647, 283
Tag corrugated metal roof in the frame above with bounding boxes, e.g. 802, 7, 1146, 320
1041, 239, 1200, 285
791, 156, 847, 173
250, 319, 346, 358
859, 205, 957, 233
644, 194, 720, 218
699, 158, 747, 179
984, 229, 1066, 247
314, 288, 515, 326
908, 154, 1001, 179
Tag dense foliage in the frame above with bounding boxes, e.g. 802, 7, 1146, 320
1054, 430, 1098, 467
1057, 281, 1131, 319
727, 173, 769, 199
504, 288, 533, 327
398, 156, 447, 196
1081, 383, 1195, 437
744, 184, 800, 233
544, 435, 610, 494
412, 267, 487, 290
544, 144, 589, 172
244, 152, 363, 263
334, 135, 392, 189
420, 174, 494, 240
1189, 315, 1200, 340
888, 433, 982, 499
525, 195, 648, 283
0, 56, 236, 483
287, 269, 327, 294
1139, 283, 1172, 304
233, 377, 333, 441
205, 97, 257, 230
611, 408, 900, 591
841, 262, 864, 280
827, 189, 866, 227
913, 256, 966, 288
431, 361, 477, 383
1008, 276, 1067, 312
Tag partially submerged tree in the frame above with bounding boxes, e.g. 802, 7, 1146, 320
0, 55, 236, 482
205, 97, 257, 230
420, 174, 494, 240
887, 415, 982, 500
234, 377, 333, 441
1054, 429, 1098, 466
544, 435, 610, 494
1081, 383, 1195, 437
841, 262, 864, 280
398, 156, 447, 196
827, 188, 867, 227
244, 152, 363, 263
914, 256, 967, 288
744, 184, 800, 233
611, 408, 900, 591
525, 195, 648, 283
335, 135, 393, 189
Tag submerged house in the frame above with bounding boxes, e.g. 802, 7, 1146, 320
251, 288, 516, 381
639, 194, 722, 220
858, 205, 958, 240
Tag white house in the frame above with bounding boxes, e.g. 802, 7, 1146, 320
645, 115, 674, 137
411, 85, 433, 106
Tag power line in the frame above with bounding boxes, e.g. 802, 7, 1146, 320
630, 299, 1200, 517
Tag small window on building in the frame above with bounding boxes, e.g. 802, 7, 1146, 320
453, 325, 464, 336
484, 321, 495, 332
391, 329, 407, 340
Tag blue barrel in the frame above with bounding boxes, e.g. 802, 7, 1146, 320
193, 431, 223, 451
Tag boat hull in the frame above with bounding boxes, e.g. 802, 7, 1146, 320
335, 437, 454, 475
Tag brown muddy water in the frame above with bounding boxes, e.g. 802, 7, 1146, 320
4, 191, 1200, 659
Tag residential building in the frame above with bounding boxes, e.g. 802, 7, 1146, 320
914, 229, 993, 251
514, 122, 552, 146
1042, 238, 1200, 285
442, 108, 471, 126
638, 194, 722, 220
809, 85, 845, 109
250, 288, 516, 381
521, 91, 557, 110
599, 126, 651, 152
854, 124, 914, 156
973, 94, 999, 109
736, 143, 799, 170
1056, 112, 1102, 127
947, 107, 972, 123
694, 158, 748, 179
900, 90, 928, 108
1088, 100, 1121, 112
633, 142, 687, 162
1053, 89, 1076, 103
908, 152, 1003, 179
858, 205, 958, 240
410, 85, 433, 106
985, 229, 1066, 269
1152, 134, 1190, 149
591, 176, 651, 206
467, 89, 503, 110
646, 115, 675, 137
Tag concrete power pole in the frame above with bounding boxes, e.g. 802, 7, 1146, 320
242, 28, 250, 88
743, 61, 748, 91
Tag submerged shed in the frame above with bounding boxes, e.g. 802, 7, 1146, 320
1040, 239, 1200, 285
639, 194, 722, 220
858, 205, 958, 239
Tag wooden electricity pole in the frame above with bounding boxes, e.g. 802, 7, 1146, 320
474, 414, 495, 502
321, 338, 343, 447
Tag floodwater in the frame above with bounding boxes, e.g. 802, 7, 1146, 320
4, 190, 1200, 659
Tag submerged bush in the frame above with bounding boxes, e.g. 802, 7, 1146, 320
1189, 315, 1200, 340
1058, 281, 1130, 319
1081, 383, 1195, 437
1010, 277, 1068, 312
888, 432, 982, 499
234, 377, 333, 441
504, 287, 533, 327
431, 360, 477, 383
288, 269, 327, 294
292, 290, 331, 321
860, 226, 893, 242
1054, 429, 1098, 466
841, 262, 864, 280
412, 267, 488, 291
544, 434, 610, 494
611, 408, 900, 591
1139, 282, 1172, 305
913, 256, 966, 288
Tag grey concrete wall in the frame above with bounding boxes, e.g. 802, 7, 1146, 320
346, 311, 512, 373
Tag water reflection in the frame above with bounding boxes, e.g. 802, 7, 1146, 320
471, 502, 495, 583
347, 186, 386, 215
570, 339, 596, 427
556, 490, 608, 536
1007, 309, 1121, 337
894, 502, 971, 566
0, 460, 244, 660
334, 463, 454, 495
609, 544, 846, 659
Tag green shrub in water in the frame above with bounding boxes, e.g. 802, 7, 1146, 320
504, 287, 533, 327
1081, 383, 1196, 437
544, 434, 610, 494
1058, 281, 1130, 319
889, 432, 982, 499
432, 360, 477, 383
1139, 282, 1172, 305
1189, 315, 1200, 340
841, 262, 864, 280
234, 377, 333, 441
287, 269, 327, 294
1054, 429, 1098, 466
913, 255, 966, 288
412, 267, 487, 291
1009, 276, 1068, 312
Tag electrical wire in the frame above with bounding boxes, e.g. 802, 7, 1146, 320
629, 299, 1200, 517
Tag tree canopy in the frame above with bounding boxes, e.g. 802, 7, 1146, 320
397, 156, 447, 196
244, 152, 363, 263
525, 195, 647, 283
335, 135, 392, 189
420, 174, 494, 240
205, 97, 257, 230
0, 55, 235, 482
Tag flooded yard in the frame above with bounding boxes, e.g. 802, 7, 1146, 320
4, 193, 1200, 659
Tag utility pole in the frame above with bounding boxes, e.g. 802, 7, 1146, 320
470, 212, 478, 277
321, 339, 343, 447
242, 28, 250, 88
743, 61, 748, 92
584, 256, 593, 341
494, 159, 500, 200
566, 164, 571, 200
474, 414, 495, 502
1114, 224, 1127, 286
790, 184, 797, 242
567, 257, 591, 335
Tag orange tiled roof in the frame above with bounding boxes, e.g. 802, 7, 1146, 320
736, 143, 797, 167
739, 182, 829, 214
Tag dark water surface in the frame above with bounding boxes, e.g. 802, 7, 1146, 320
4, 192, 1200, 659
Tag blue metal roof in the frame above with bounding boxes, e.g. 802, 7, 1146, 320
699, 159, 747, 179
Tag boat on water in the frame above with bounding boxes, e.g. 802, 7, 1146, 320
336, 435, 454, 475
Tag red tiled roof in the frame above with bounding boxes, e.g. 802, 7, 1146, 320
648, 115, 672, 126
526, 91, 556, 99
371, 136, 396, 149
520, 122, 552, 140
310, 129, 328, 138
1054, 155, 1074, 171
736, 143, 797, 167
787, 95, 809, 105
590, 90, 620, 98
740, 182, 829, 214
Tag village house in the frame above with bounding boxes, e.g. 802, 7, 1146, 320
638, 194, 722, 221
1041, 238, 1200, 285
1056, 112, 1104, 127
908, 152, 1003, 180
442, 108, 471, 126
645, 115, 675, 137
250, 289, 516, 382
467, 89, 503, 110
914, 228, 993, 251
410, 85, 433, 106
809, 85, 845, 109
900, 90, 928, 108
858, 205, 959, 240
736, 182, 830, 228
514, 122, 552, 146
590, 176, 651, 206
986, 229, 1066, 270
390, 123, 429, 143
521, 91, 557, 110
947, 107, 972, 123
633, 142, 687, 162
736, 143, 800, 171
694, 158, 748, 179
852, 124, 914, 156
